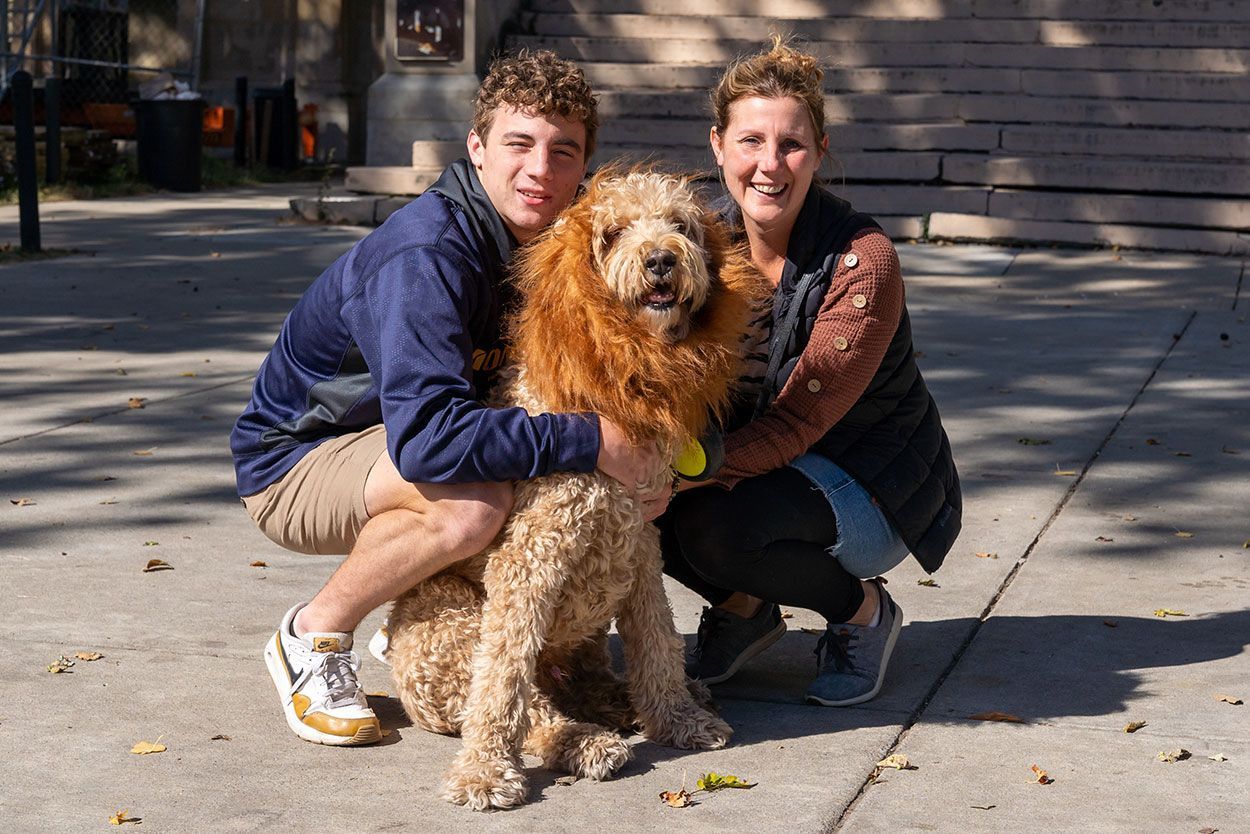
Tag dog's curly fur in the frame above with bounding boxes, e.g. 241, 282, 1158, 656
386, 168, 762, 811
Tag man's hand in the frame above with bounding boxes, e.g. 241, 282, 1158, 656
597, 416, 663, 496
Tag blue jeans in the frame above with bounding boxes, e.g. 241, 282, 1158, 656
788, 453, 909, 579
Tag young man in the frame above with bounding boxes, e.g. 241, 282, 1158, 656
231, 51, 664, 746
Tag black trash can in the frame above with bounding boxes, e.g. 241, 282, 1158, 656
135, 98, 204, 192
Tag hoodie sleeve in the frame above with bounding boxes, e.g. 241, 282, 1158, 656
341, 245, 601, 484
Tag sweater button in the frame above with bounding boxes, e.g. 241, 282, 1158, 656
834, 336, 849, 350
844, 252, 859, 268
852, 294, 867, 308
807, 378, 822, 393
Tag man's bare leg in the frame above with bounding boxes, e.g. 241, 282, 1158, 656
295, 451, 513, 636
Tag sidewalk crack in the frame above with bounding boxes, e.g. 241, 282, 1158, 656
826, 310, 1199, 833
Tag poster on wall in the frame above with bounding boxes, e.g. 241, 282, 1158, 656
396, 0, 464, 62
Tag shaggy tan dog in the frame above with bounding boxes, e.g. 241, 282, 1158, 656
386, 168, 760, 811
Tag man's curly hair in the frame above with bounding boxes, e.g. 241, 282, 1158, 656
473, 49, 599, 160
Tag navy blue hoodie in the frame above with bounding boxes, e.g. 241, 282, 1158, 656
230, 160, 601, 497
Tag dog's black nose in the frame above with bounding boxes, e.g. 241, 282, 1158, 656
644, 249, 677, 277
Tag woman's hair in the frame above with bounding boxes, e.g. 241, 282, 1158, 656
473, 49, 600, 159
710, 35, 825, 141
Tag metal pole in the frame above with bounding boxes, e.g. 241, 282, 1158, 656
234, 75, 247, 167
45, 75, 60, 184
12, 70, 41, 252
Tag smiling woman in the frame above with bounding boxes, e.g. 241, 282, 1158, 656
660, 36, 963, 708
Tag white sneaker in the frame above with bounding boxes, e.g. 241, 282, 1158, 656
264, 603, 382, 746
367, 622, 391, 668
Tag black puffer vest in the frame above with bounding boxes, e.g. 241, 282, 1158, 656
733, 186, 962, 573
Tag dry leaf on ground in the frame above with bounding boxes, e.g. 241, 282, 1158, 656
975, 552, 998, 559
367, 691, 390, 698
132, 449, 155, 456
1207, 754, 1228, 762
1017, 438, 1051, 446
1174, 531, 1195, 538
143, 540, 159, 546
970, 711, 1025, 723
249, 560, 268, 568
971, 805, 996, 811
210, 734, 231, 741
143, 559, 173, 572
75, 652, 104, 661
1053, 469, 1077, 476
130, 740, 166, 755
876, 754, 917, 771
180, 371, 198, 377
659, 789, 692, 808
1173, 451, 1192, 457
1157, 748, 1190, 763
10, 497, 36, 506
109, 810, 141, 826
917, 579, 939, 587
1214, 694, 1243, 705
1199, 827, 1219, 834
697, 772, 756, 791
554, 775, 579, 786
1123, 721, 1147, 733
127, 397, 145, 409
1146, 438, 1161, 445
1030, 764, 1054, 784
47, 655, 75, 673
1102, 620, 1119, 628
1095, 536, 1114, 542
1154, 609, 1187, 618
780, 610, 793, 619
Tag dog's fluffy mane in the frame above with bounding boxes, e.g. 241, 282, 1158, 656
509, 167, 760, 446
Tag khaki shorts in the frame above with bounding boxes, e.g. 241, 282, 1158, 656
242, 424, 388, 555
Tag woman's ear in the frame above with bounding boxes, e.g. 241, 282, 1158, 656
709, 126, 725, 167
819, 132, 829, 158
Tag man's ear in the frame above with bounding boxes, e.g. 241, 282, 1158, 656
467, 129, 486, 169
709, 126, 724, 167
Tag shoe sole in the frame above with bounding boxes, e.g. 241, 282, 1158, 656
264, 633, 382, 746
804, 605, 903, 708
699, 619, 787, 686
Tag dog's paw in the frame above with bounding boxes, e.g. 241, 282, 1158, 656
561, 728, 633, 780
443, 754, 528, 811
643, 701, 732, 751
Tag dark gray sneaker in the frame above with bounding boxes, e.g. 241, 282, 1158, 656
687, 602, 786, 685
805, 580, 903, 706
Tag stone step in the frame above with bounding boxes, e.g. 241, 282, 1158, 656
597, 147, 942, 181
345, 166, 443, 196
839, 184, 992, 216
510, 35, 1250, 73
927, 212, 1250, 256
527, 14, 1250, 49
528, 0, 1250, 22
1019, 69, 1250, 103
959, 95, 1250, 130
412, 140, 464, 168
583, 64, 1024, 93
598, 90, 962, 121
1000, 125, 1250, 162
986, 189, 1250, 232
601, 118, 1001, 153
942, 153, 1250, 197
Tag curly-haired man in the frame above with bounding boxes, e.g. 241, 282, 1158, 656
232, 51, 664, 746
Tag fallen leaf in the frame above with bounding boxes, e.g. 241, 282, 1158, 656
1103, 619, 1119, 628
1053, 469, 1077, 477
1174, 531, 1195, 538
210, 734, 231, 741
1243, 539, 1249, 549
143, 541, 159, 547
380, 728, 393, 738
1198, 828, 1219, 834
130, 740, 166, 755
799, 626, 823, 635
210, 251, 221, 258
1207, 755, 1227, 763
180, 372, 198, 377
1214, 694, 1243, 705
9, 497, 36, 506
1154, 609, 1187, 618
659, 789, 692, 808
1017, 438, 1051, 446
75, 651, 104, 661
114, 368, 128, 376
970, 711, 1026, 723
109, 809, 141, 826
1123, 721, 1147, 733
1173, 451, 1192, 457
876, 754, 917, 771
917, 579, 939, 587
1030, 764, 1053, 784
1222, 446, 1240, 455
1157, 748, 1190, 763
975, 552, 998, 559
1145, 438, 1161, 445
143, 559, 173, 572
127, 397, 145, 409
971, 805, 996, 811
132, 449, 154, 456
697, 771, 756, 791
249, 560, 268, 568
554, 774, 579, 786
1095, 536, 1114, 542
1122, 515, 1137, 521
366, 690, 390, 698
99, 500, 118, 505
47, 655, 75, 673
780, 610, 793, 619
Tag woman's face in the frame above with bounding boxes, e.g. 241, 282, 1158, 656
711, 95, 826, 241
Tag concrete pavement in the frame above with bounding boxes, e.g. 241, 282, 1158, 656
1, 188, 1246, 833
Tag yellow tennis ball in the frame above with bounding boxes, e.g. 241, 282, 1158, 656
673, 438, 707, 478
